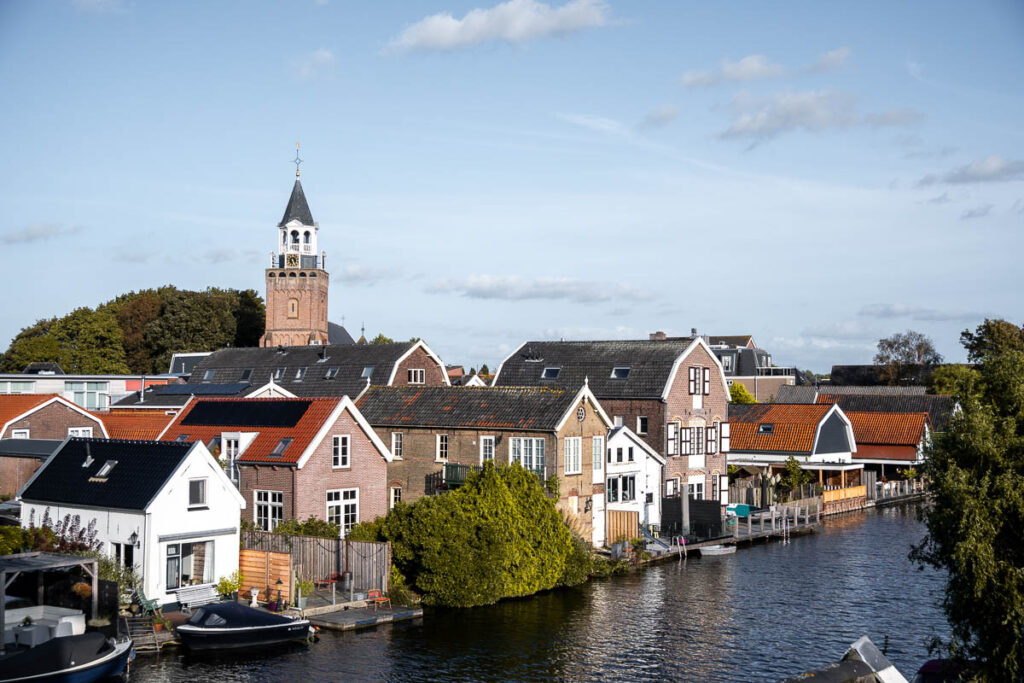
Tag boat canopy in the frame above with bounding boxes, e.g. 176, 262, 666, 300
186, 601, 295, 628
1, 632, 110, 680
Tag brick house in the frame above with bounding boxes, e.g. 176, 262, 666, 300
160, 397, 391, 537
356, 383, 613, 543
0, 394, 109, 496
492, 337, 731, 507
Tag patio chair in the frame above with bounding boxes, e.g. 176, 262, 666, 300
133, 588, 162, 617
365, 589, 391, 612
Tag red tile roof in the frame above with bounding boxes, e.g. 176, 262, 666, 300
846, 411, 929, 446
160, 397, 343, 464
0, 394, 57, 427
855, 444, 920, 461
97, 412, 176, 441
729, 403, 833, 453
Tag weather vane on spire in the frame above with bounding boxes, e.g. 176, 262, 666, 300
293, 142, 303, 178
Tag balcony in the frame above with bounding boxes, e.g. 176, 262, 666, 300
756, 366, 796, 377
424, 462, 546, 495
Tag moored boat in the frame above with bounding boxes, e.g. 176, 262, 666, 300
175, 602, 313, 651
698, 544, 736, 555
0, 632, 134, 683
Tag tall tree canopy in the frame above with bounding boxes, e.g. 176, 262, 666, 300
0, 286, 265, 374
961, 319, 1024, 365
874, 330, 943, 385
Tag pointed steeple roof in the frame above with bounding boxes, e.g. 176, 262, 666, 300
278, 179, 315, 227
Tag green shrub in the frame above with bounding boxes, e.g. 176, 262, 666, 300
346, 517, 386, 542
216, 570, 241, 597
271, 516, 340, 539
557, 535, 594, 587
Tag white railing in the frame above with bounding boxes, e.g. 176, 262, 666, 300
757, 367, 796, 376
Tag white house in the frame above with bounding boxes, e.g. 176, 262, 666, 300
595, 426, 666, 547
18, 438, 245, 607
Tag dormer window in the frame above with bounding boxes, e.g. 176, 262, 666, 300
95, 460, 117, 478
361, 366, 374, 379
325, 367, 339, 379
610, 367, 631, 379
408, 369, 425, 384
274, 367, 285, 381
269, 438, 293, 458
758, 424, 774, 435
295, 367, 307, 382
175, 434, 190, 442
202, 369, 215, 382
541, 367, 560, 380
240, 368, 253, 381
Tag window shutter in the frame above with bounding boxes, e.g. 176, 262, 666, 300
707, 425, 717, 454
720, 422, 730, 453
702, 367, 711, 395
681, 427, 691, 455
667, 421, 678, 455
688, 367, 696, 395
720, 475, 729, 505
696, 427, 704, 455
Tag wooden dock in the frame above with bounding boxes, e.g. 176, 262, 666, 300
308, 605, 423, 632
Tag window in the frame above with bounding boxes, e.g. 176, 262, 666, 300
408, 369, 425, 384
667, 421, 679, 455
613, 415, 624, 427
11, 429, 29, 439
592, 436, 604, 472
758, 423, 774, 434
240, 368, 253, 382
255, 490, 284, 531
720, 422, 731, 453
189, 479, 207, 508
616, 447, 623, 463
689, 367, 704, 409
702, 367, 711, 395
707, 424, 718, 454
391, 432, 403, 459
637, 416, 648, 435
112, 542, 134, 570
721, 355, 733, 372
681, 427, 692, 455
480, 436, 495, 464
327, 489, 359, 536
175, 434, 190, 443
610, 367, 631, 379
607, 476, 619, 503
332, 435, 350, 468
688, 367, 698, 395
0, 380, 34, 394
167, 540, 214, 589
436, 434, 449, 462
628, 447, 634, 463
606, 475, 635, 503
270, 437, 292, 458
65, 381, 109, 410
295, 367, 307, 382
325, 367, 339, 379
541, 367, 561, 379
224, 437, 240, 485
712, 473, 720, 501
202, 369, 215, 382
95, 460, 117, 478
694, 427, 704, 455
390, 487, 402, 509
274, 367, 285, 381
510, 437, 545, 473
688, 476, 705, 500
563, 437, 582, 475
361, 366, 374, 379
621, 475, 636, 502
288, 299, 299, 318
166, 544, 180, 590
666, 477, 680, 496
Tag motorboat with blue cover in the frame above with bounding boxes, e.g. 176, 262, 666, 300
175, 602, 313, 650
0, 632, 133, 683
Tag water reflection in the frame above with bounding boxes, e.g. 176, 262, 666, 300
131, 504, 947, 682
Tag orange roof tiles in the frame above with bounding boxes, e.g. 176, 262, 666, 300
161, 397, 342, 464
98, 412, 176, 441
855, 444, 920, 461
0, 394, 69, 427
846, 411, 929, 446
729, 403, 833, 453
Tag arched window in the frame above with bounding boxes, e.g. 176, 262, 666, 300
268, 272, 276, 278
299, 272, 307, 277
290, 230, 300, 245
289, 272, 297, 278
304, 231, 311, 244
309, 272, 317, 277
288, 299, 299, 318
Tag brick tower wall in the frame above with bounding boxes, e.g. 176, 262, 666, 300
260, 269, 330, 347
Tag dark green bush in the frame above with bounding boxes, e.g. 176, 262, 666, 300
557, 534, 594, 587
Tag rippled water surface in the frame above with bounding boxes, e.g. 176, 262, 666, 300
132, 504, 948, 682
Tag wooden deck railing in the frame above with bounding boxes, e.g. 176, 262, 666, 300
822, 484, 866, 504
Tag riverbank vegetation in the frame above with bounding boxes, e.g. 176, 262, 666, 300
914, 319, 1024, 681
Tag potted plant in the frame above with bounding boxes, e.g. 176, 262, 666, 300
153, 618, 164, 632
216, 570, 242, 601
72, 581, 92, 600
21, 615, 33, 626
296, 580, 314, 610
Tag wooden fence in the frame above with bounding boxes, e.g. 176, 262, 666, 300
242, 530, 390, 593
822, 485, 866, 504
239, 549, 291, 603
606, 510, 639, 545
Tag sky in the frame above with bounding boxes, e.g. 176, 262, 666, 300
0, 0, 1022, 373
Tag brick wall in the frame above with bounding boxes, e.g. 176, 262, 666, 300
599, 399, 666, 455
0, 457, 43, 497
553, 394, 608, 543
2, 402, 105, 439
260, 268, 329, 347
392, 346, 447, 387
238, 465, 294, 525
731, 376, 795, 402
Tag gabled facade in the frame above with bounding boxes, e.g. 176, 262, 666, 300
493, 337, 731, 507
19, 438, 244, 606
0, 373, 177, 410
356, 384, 613, 543
846, 411, 930, 476
160, 397, 392, 537
599, 426, 665, 547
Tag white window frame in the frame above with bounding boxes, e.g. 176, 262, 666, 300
68, 427, 93, 437
707, 423, 718, 455
480, 436, 495, 464
702, 367, 711, 396
721, 355, 733, 372
408, 368, 425, 384
188, 478, 207, 509
510, 437, 545, 472
636, 416, 648, 435
391, 432, 403, 459
11, 429, 30, 439
720, 423, 731, 453
667, 421, 679, 456
592, 435, 604, 472
332, 434, 351, 469
327, 488, 359, 537
563, 436, 582, 475
390, 486, 402, 509
681, 427, 692, 456
688, 475, 705, 500
436, 434, 449, 463
255, 490, 283, 531
613, 415, 624, 427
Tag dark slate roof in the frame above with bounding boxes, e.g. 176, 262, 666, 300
328, 323, 355, 345
816, 394, 955, 432
168, 353, 211, 376
187, 342, 419, 398
112, 389, 193, 409
726, 403, 760, 421
774, 385, 819, 404
22, 362, 64, 375
708, 335, 754, 348
20, 438, 194, 510
357, 386, 576, 431
278, 179, 314, 227
829, 364, 936, 386
0, 438, 62, 460
493, 340, 695, 399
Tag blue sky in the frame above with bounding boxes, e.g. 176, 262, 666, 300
1, 0, 1022, 372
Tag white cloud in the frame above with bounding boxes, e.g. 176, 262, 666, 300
681, 47, 850, 87
917, 155, 1024, 186
718, 90, 920, 144
1, 223, 79, 245
294, 48, 336, 80
336, 263, 393, 284
387, 0, 610, 53
426, 275, 651, 304
858, 303, 984, 322
637, 105, 679, 130
924, 192, 951, 205
960, 204, 993, 220
557, 113, 627, 135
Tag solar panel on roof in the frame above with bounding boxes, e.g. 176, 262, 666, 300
181, 400, 313, 428
156, 383, 251, 396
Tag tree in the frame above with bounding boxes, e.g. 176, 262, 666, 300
479, 364, 490, 375
51, 307, 130, 374
777, 455, 813, 499
370, 333, 395, 345
874, 330, 943, 385
929, 364, 981, 398
729, 383, 757, 404
913, 347, 1024, 680
143, 289, 237, 372
0, 317, 60, 372
112, 290, 164, 373
960, 319, 1024, 365
231, 289, 265, 348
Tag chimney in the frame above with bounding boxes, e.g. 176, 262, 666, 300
649, 331, 667, 341
691, 328, 698, 337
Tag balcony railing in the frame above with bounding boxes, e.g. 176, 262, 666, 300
756, 367, 796, 376
425, 462, 546, 495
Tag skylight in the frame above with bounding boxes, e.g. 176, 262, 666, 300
202, 369, 215, 382
295, 367, 307, 382
541, 367, 560, 379
758, 424, 774, 435
273, 367, 285, 380
95, 460, 118, 478
175, 434, 190, 442
610, 367, 631, 379
269, 438, 293, 458
361, 366, 375, 379
325, 367, 339, 379
240, 368, 253, 381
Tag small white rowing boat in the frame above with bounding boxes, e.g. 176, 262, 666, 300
698, 544, 736, 556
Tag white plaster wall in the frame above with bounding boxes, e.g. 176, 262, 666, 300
605, 431, 664, 528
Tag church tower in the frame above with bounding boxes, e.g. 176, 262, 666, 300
260, 160, 330, 347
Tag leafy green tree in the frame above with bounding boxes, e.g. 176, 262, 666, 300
777, 455, 813, 499
930, 364, 981, 398
0, 317, 60, 372
143, 289, 237, 372
51, 307, 130, 374
961, 319, 1024, 365
479, 364, 490, 375
231, 289, 265, 348
370, 333, 395, 344
875, 330, 943, 385
112, 290, 164, 373
729, 383, 757, 404
913, 348, 1024, 680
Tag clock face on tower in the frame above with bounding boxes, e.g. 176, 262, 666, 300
286, 253, 300, 267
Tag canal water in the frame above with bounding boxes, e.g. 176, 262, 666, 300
132, 503, 948, 682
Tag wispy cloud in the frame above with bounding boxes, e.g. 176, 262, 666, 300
426, 275, 651, 304
917, 155, 1024, 186
557, 113, 627, 135
924, 192, 951, 205
637, 105, 679, 130
858, 303, 984, 322
960, 204, 993, 220
681, 47, 850, 87
336, 263, 393, 284
386, 0, 610, 53
71, 0, 125, 13
718, 90, 920, 145
294, 48, 336, 80
1, 223, 79, 245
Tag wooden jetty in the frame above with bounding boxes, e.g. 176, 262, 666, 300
308, 605, 423, 632
731, 500, 821, 545
121, 615, 177, 654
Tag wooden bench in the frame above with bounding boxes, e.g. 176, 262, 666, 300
177, 585, 220, 613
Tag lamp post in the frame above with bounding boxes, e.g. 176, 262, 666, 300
275, 579, 283, 611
